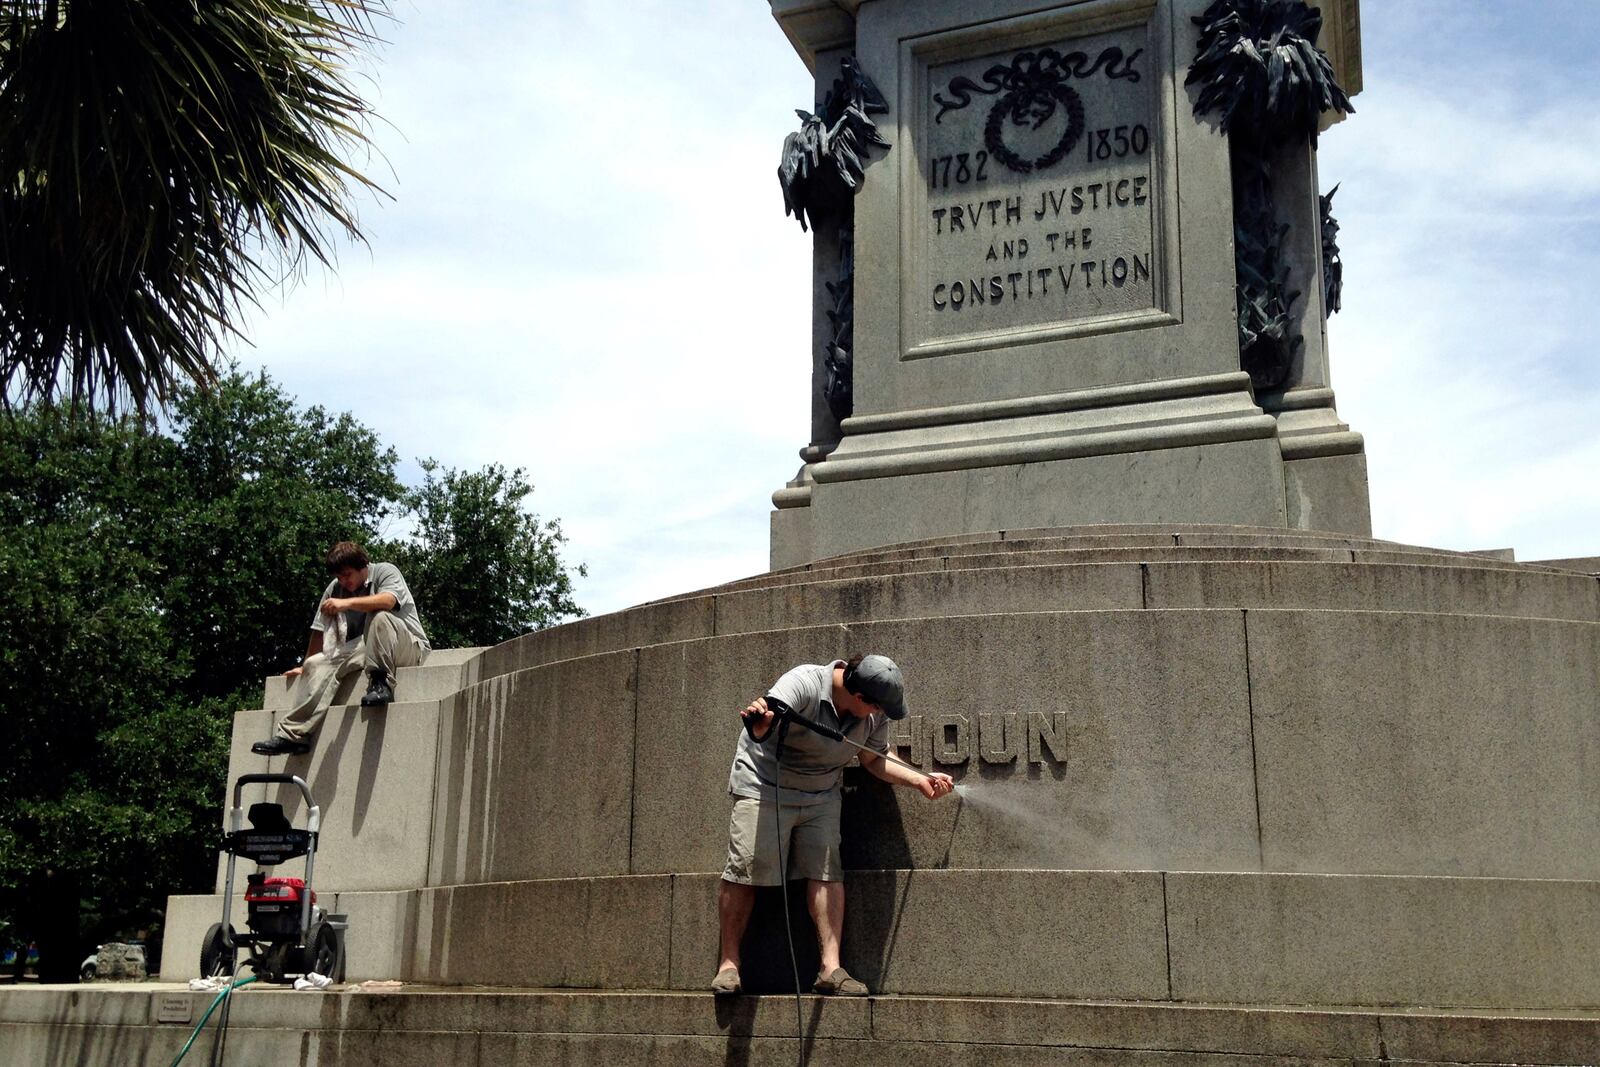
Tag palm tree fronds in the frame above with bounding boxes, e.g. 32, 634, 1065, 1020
0, 0, 393, 415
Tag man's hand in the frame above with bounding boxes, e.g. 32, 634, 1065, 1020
917, 772, 955, 800
319, 597, 348, 617
284, 666, 304, 679
740, 697, 775, 741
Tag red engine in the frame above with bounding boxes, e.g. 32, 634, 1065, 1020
245, 876, 317, 938
245, 876, 316, 906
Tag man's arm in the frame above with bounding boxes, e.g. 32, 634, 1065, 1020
284, 630, 324, 678
739, 697, 776, 742
319, 591, 399, 616
740, 666, 816, 743
860, 750, 954, 799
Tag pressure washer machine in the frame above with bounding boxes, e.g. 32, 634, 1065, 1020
199, 773, 347, 983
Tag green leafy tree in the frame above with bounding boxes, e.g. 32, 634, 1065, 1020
383, 460, 587, 650
0, 0, 390, 414
0, 369, 404, 966
0, 411, 187, 971
154, 369, 404, 697
0, 370, 588, 971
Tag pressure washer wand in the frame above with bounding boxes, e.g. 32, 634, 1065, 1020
746, 698, 938, 781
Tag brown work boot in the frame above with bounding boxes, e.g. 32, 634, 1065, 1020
812, 967, 868, 996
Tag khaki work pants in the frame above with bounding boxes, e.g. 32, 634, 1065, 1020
275, 612, 427, 743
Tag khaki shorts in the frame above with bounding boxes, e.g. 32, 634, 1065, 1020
721, 794, 843, 885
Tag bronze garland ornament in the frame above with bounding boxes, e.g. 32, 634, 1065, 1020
1184, 0, 1352, 393
1320, 183, 1343, 316
934, 47, 1142, 174
779, 57, 891, 233
778, 58, 892, 421
1185, 0, 1351, 147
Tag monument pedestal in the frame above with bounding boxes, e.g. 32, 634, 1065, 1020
778, 370, 1294, 563
770, 0, 1371, 567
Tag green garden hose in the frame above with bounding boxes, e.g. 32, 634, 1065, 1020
167, 975, 258, 1067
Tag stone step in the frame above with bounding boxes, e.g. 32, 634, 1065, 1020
260, 647, 485, 710
1529, 554, 1600, 575
706, 546, 1575, 599
708, 561, 1600, 637
160, 867, 1600, 1011
5, 984, 1597, 1067
793, 524, 1477, 568
6, 985, 1593, 1067
479, 551, 1598, 680
644, 525, 1452, 604
817, 535, 1548, 575
215, 695, 450, 895
223, 608, 1600, 906
781, 522, 1382, 570
653, 536, 1557, 607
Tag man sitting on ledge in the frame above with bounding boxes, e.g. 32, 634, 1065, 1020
252, 541, 430, 756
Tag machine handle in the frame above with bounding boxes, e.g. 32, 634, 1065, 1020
233, 773, 315, 807
230, 773, 321, 834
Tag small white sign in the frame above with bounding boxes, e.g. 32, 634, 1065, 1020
154, 994, 193, 1024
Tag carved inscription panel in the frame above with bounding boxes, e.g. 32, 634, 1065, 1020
888, 712, 1067, 766
910, 21, 1159, 355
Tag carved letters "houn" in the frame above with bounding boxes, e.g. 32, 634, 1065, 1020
887, 712, 1067, 766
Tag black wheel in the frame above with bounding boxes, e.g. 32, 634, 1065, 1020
304, 919, 344, 982
199, 923, 235, 978
79, 959, 96, 981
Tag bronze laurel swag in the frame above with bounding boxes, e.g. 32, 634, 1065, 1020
778, 57, 890, 234
777, 58, 892, 422
1185, 0, 1352, 393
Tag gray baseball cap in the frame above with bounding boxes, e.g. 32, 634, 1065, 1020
852, 654, 907, 720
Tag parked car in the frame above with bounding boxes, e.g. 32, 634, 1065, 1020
79, 943, 146, 982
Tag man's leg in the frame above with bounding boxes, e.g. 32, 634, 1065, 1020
806, 879, 845, 976
272, 649, 354, 746
794, 795, 865, 995
717, 879, 756, 973
714, 797, 779, 993
361, 612, 424, 704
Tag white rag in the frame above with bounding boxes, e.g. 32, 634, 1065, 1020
292, 972, 333, 990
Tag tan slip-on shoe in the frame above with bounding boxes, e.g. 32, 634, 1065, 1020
711, 967, 742, 996
812, 967, 868, 996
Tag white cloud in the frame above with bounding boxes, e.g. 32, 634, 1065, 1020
229, 0, 818, 614
1320, 36, 1600, 563
231, 1, 1600, 625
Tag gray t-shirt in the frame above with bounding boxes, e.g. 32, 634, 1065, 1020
727, 661, 891, 805
309, 561, 430, 650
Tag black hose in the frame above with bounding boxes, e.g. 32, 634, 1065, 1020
207, 958, 249, 1066
770, 720, 806, 1067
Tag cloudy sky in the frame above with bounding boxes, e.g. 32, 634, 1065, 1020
232, 1, 1600, 617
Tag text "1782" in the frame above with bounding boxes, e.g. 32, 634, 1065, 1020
929, 151, 989, 189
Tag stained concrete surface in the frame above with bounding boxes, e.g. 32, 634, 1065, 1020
1246, 610, 1600, 879
10, 986, 1600, 1067
428, 651, 638, 886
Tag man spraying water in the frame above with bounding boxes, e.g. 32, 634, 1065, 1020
714, 654, 955, 997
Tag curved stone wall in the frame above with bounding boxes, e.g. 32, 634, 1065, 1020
445, 606, 1600, 884
168, 525, 1600, 1007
